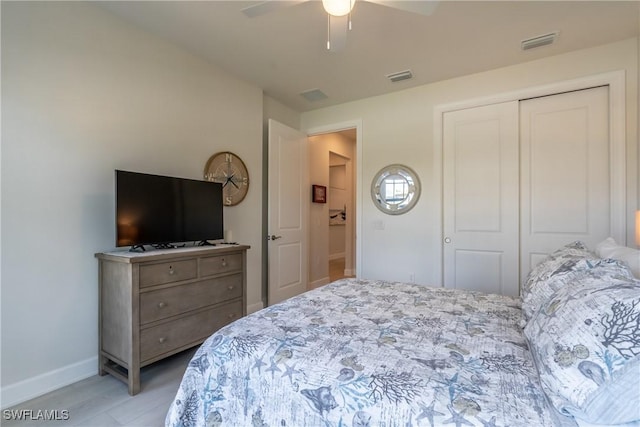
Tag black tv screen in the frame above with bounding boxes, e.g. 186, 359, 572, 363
115, 170, 224, 248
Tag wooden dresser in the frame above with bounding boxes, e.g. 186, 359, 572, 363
96, 244, 249, 395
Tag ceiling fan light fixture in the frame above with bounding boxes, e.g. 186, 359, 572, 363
322, 0, 355, 17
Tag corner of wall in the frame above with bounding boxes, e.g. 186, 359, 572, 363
263, 96, 302, 130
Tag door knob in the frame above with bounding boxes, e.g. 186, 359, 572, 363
444, 237, 452, 243
268, 235, 283, 240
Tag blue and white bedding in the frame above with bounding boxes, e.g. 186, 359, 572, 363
165, 278, 559, 427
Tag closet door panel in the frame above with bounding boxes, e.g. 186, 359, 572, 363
454, 250, 504, 295
453, 119, 502, 232
520, 86, 610, 281
443, 101, 520, 296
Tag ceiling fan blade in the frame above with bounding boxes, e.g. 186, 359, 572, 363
241, 0, 309, 18
328, 14, 348, 52
365, 0, 439, 16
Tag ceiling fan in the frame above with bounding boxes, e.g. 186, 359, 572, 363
241, 0, 439, 52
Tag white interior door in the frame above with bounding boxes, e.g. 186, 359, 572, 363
268, 119, 309, 305
443, 101, 520, 296
520, 86, 611, 281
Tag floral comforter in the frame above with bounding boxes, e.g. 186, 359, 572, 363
166, 279, 564, 427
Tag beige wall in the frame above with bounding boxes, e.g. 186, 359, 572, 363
329, 225, 346, 258
302, 38, 639, 285
1, 2, 263, 406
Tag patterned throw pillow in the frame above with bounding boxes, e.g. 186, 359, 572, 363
521, 241, 599, 322
524, 275, 640, 424
521, 258, 635, 324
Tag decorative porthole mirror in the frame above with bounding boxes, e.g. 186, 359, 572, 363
371, 164, 421, 215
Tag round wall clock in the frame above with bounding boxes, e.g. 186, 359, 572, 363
371, 164, 421, 215
204, 151, 250, 206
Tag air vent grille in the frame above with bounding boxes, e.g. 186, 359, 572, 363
386, 70, 413, 83
300, 89, 328, 102
521, 32, 558, 50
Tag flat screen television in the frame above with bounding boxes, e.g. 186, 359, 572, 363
115, 170, 224, 249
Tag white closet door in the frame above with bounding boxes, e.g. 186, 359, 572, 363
520, 86, 610, 282
443, 101, 520, 296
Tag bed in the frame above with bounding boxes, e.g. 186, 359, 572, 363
165, 241, 640, 427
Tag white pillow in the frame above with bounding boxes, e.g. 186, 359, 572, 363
595, 237, 640, 278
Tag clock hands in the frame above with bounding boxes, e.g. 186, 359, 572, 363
222, 174, 240, 189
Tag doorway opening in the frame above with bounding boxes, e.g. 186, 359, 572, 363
308, 128, 357, 289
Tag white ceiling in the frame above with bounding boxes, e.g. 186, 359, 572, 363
99, 0, 639, 112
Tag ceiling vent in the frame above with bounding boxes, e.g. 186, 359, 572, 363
521, 32, 558, 51
386, 70, 413, 83
300, 88, 328, 102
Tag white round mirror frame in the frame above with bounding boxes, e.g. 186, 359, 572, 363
370, 164, 421, 215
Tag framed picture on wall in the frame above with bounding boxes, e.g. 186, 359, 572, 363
312, 185, 327, 203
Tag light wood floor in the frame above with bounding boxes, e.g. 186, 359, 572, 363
329, 257, 354, 282
3, 348, 196, 427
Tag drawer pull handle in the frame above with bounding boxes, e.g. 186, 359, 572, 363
158, 302, 166, 308
158, 337, 166, 344
227, 286, 234, 291
168, 268, 175, 275
221, 260, 228, 267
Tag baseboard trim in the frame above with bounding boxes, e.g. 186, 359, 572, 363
247, 302, 264, 314
328, 253, 345, 261
1, 356, 98, 409
344, 269, 355, 276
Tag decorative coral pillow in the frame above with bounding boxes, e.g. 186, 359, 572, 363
521, 258, 634, 325
521, 241, 599, 322
524, 275, 640, 424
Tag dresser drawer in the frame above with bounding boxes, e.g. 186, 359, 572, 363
139, 259, 197, 288
201, 253, 242, 276
139, 274, 243, 324
140, 301, 242, 362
